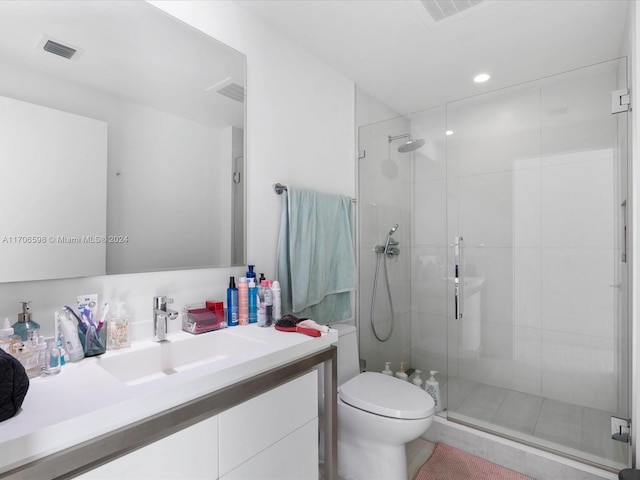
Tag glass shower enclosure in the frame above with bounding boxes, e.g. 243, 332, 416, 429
357, 58, 630, 471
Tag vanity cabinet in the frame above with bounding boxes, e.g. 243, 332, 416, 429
78, 371, 318, 480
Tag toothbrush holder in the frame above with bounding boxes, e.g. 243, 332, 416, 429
79, 324, 107, 357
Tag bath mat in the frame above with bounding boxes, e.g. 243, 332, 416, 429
413, 443, 534, 480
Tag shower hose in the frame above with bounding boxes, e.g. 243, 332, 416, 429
370, 249, 394, 342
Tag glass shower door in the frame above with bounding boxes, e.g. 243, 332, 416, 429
445, 58, 629, 470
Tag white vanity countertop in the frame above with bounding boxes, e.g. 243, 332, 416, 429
0, 324, 338, 474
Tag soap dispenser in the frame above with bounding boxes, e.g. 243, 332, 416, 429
12, 301, 40, 342
395, 361, 408, 381
381, 362, 393, 376
426, 371, 442, 412
412, 369, 423, 388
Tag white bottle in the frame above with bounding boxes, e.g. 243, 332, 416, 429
56, 309, 85, 362
426, 370, 442, 412
271, 280, 282, 322
412, 369, 423, 388
395, 361, 408, 381
381, 361, 393, 376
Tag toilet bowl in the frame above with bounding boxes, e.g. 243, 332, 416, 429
328, 324, 435, 480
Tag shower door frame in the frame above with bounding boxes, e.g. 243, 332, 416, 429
443, 57, 632, 472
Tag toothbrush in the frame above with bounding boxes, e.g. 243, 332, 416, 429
97, 301, 109, 333
64, 306, 87, 334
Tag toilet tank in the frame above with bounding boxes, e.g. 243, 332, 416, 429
332, 323, 360, 385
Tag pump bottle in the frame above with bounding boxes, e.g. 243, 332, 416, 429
426, 371, 442, 412
12, 301, 40, 342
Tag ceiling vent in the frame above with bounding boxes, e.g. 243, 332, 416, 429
216, 83, 245, 103
37, 35, 83, 60
420, 0, 490, 23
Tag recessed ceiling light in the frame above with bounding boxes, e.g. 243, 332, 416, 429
445, 130, 454, 136
474, 73, 490, 83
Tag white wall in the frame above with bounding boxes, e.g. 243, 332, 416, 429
0, 0, 355, 340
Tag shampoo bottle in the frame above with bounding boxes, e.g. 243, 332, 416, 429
248, 279, 258, 324
264, 280, 273, 327
238, 277, 248, 325
426, 371, 442, 412
227, 277, 238, 326
12, 301, 40, 342
381, 361, 393, 376
271, 280, 281, 322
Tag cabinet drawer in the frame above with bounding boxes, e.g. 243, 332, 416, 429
219, 370, 317, 476
221, 418, 318, 480
77, 416, 218, 479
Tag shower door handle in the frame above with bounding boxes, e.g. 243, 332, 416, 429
454, 236, 464, 319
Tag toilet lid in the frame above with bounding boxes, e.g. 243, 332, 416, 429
339, 372, 435, 419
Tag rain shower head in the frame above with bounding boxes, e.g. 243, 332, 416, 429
388, 134, 425, 153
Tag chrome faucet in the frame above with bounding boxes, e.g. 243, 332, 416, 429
153, 296, 178, 342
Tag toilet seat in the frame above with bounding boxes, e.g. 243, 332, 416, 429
339, 372, 435, 419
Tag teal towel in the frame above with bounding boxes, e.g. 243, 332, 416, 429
276, 187, 357, 324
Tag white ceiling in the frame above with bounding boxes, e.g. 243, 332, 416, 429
237, 0, 631, 115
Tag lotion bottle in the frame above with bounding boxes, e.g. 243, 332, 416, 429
412, 369, 423, 388
426, 371, 442, 412
381, 362, 393, 376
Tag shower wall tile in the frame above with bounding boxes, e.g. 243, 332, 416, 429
541, 156, 614, 249
413, 178, 446, 247
411, 246, 447, 315
514, 248, 541, 329
513, 164, 541, 248
452, 89, 540, 178
540, 71, 616, 157
541, 248, 614, 339
457, 171, 513, 248
464, 246, 513, 326
411, 107, 447, 181
512, 325, 542, 395
410, 311, 447, 375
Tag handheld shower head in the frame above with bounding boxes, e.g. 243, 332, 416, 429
388, 133, 425, 153
388, 224, 399, 235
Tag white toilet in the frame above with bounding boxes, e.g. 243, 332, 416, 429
332, 324, 435, 480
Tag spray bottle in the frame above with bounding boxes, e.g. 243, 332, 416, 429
426, 371, 442, 412
226, 276, 238, 326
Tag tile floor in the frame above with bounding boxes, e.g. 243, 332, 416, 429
446, 377, 628, 470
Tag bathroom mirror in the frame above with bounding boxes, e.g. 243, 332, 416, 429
0, 1, 246, 281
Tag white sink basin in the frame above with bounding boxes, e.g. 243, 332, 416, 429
96, 329, 266, 386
